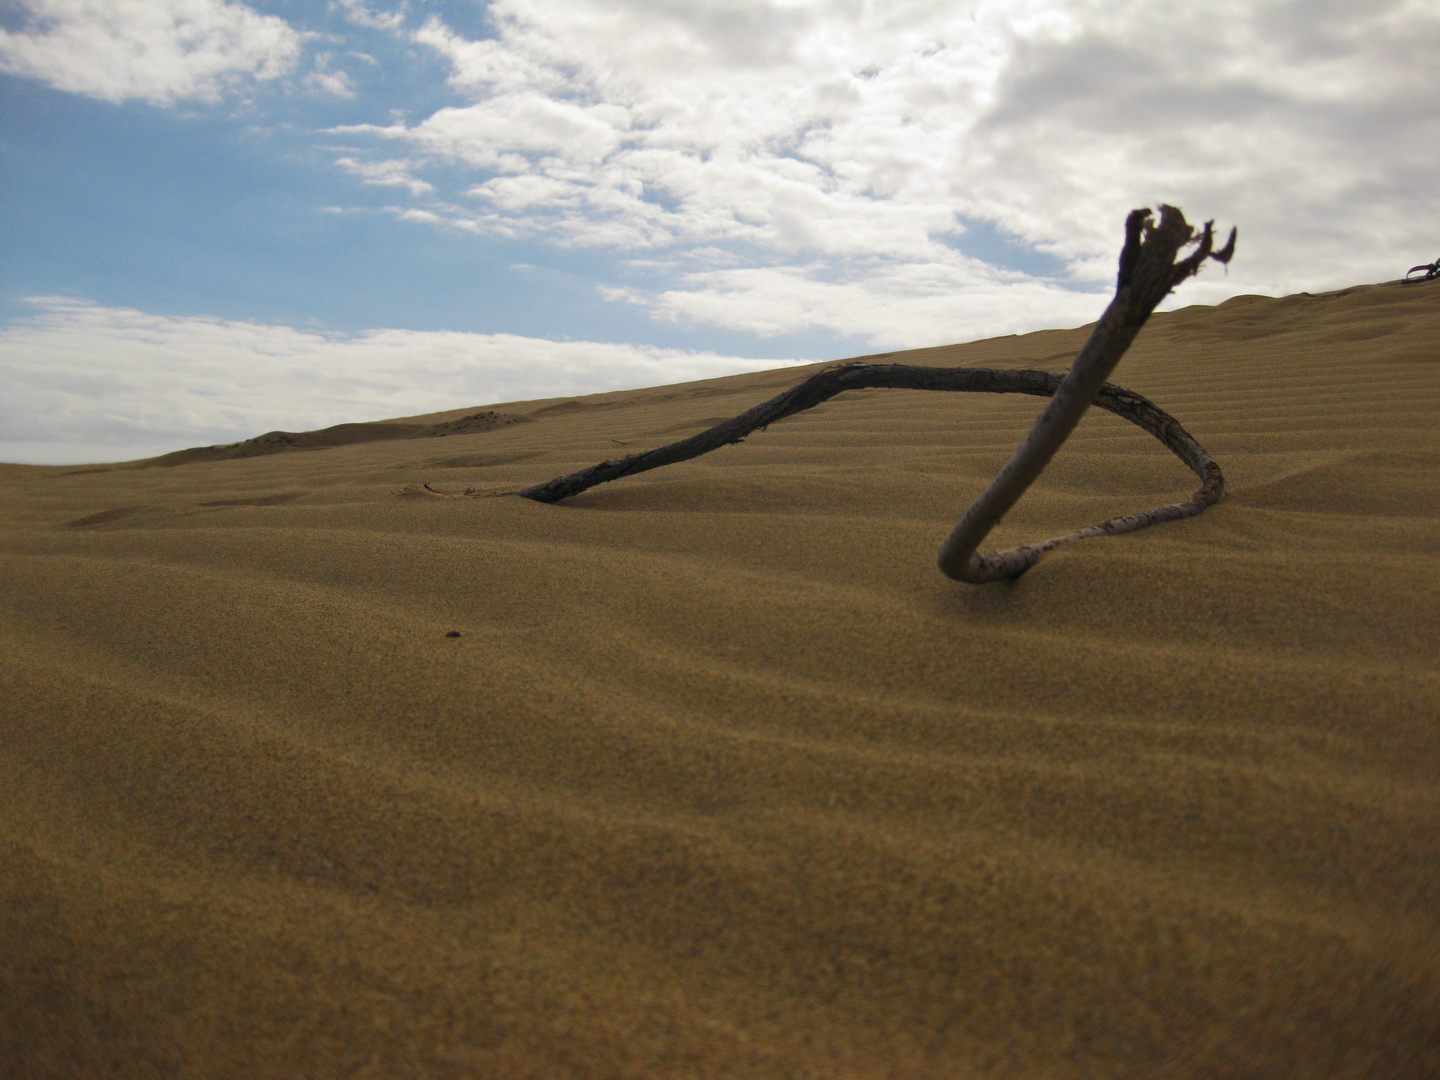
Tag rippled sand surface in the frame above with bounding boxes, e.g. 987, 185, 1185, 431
3, 281, 1438, 1078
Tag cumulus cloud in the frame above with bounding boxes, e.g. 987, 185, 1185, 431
0, 0, 303, 105
0, 297, 800, 464
304, 50, 354, 97
330, 0, 1440, 341
640, 258, 1106, 347
332, 0, 406, 33
334, 156, 433, 196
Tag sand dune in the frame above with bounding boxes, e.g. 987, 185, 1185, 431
2, 280, 1438, 1078
143, 410, 534, 468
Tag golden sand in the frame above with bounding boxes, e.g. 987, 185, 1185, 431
2, 281, 1438, 1078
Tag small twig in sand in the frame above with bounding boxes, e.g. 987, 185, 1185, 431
393, 482, 488, 498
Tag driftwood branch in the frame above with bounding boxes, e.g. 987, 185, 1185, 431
937, 205, 1234, 580
513, 205, 1234, 583
512, 367, 1225, 570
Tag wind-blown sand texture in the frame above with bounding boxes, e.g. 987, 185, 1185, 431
2, 281, 1438, 1078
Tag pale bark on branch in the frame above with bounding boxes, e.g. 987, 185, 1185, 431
511, 206, 1234, 583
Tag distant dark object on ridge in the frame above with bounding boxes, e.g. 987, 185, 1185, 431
1405, 258, 1439, 282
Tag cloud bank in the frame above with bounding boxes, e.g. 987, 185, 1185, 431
0, 298, 799, 464
0, 0, 303, 104
330, 0, 1439, 342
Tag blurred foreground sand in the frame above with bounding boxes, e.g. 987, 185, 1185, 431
2, 281, 1438, 1078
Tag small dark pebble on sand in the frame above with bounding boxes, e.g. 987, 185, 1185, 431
445, 630, 461, 638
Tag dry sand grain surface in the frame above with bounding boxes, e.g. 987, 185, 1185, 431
2, 281, 1438, 1079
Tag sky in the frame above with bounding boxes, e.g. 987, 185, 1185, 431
2, 0, 1436, 464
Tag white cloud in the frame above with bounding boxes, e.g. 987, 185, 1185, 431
327, 0, 1439, 343
642, 258, 1105, 347
304, 50, 354, 97
0, 0, 303, 105
335, 156, 434, 196
304, 68, 352, 96
332, 0, 406, 33
0, 297, 801, 465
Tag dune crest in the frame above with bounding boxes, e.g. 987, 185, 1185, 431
143, 410, 532, 468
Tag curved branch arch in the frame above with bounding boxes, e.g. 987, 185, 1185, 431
510, 362, 1225, 574
506, 206, 1235, 583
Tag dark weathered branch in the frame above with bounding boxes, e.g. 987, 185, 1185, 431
511, 365, 1071, 504
936, 205, 1233, 581
511, 205, 1234, 584
511, 362, 1224, 559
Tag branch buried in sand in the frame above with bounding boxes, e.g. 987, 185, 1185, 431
515, 207, 1235, 583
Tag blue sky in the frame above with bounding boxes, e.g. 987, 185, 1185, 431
2, 0, 1436, 464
